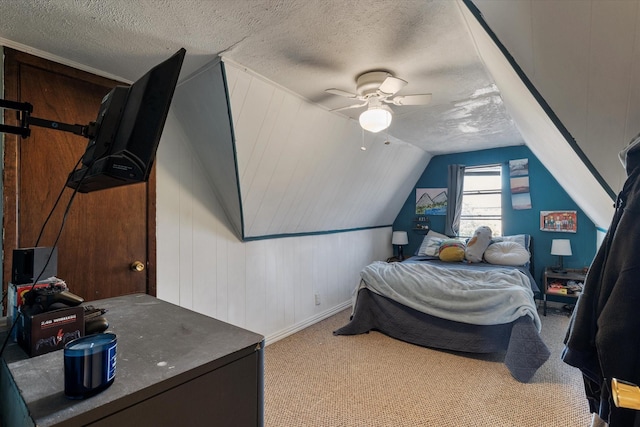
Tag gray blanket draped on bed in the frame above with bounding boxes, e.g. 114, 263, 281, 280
334, 261, 550, 383
358, 261, 541, 331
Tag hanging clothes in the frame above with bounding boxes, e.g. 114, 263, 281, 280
563, 134, 640, 426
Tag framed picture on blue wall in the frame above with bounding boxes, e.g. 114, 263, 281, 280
540, 210, 577, 233
509, 158, 529, 176
416, 188, 447, 215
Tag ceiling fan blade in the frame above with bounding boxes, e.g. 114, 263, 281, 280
390, 94, 432, 106
378, 76, 407, 95
325, 88, 358, 98
331, 101, 368, 112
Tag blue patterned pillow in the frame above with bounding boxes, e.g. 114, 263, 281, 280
416, 230, 448, 256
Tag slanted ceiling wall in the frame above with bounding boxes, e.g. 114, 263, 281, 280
460, 1, 615, 230
158, 58, 431, 340
171, 58, 431, 240
156, 96, 394, 342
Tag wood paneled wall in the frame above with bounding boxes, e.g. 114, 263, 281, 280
155, 58, 431, 341
156, 110, 392, 340
225, 61, 431, 238
171, 59, 431, 239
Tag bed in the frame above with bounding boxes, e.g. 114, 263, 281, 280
333, 233, 550, 383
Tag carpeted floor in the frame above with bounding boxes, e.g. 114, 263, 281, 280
264, 304, 591, 427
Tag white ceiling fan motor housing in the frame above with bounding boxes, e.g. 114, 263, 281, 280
356, 71, 391, 98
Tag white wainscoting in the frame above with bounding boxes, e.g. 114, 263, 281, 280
156, 110, 393, 342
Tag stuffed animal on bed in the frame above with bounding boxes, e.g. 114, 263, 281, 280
438, 239, 466, 262
465, 226, 492, 263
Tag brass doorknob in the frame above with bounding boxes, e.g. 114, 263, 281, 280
130, 261, 145, 272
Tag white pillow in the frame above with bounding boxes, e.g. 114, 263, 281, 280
484, 241, 530, 266
416, 230, 448, 256
493, 234, 530, 251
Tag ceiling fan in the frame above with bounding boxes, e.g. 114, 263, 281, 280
325, 71, 432, 133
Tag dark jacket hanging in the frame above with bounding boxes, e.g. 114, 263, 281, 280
562, 137, 640, 426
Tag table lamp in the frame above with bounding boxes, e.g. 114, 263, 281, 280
551, 239, 572, 273
392, 231, 409, 261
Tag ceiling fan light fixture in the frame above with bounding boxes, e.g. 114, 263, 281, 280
359, 105, 392, 133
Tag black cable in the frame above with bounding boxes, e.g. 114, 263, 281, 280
0, 156, 82, 310
35, 156, 83, 246
0, 156, 89, 357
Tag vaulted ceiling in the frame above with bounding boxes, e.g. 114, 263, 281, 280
0, 1, 523, 154
2, 0, 638, 231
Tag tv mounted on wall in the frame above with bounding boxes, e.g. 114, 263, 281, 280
0, 48, 186, 193
66, 48, 186, 193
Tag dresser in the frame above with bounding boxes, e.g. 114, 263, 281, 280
0, 293, 264, 426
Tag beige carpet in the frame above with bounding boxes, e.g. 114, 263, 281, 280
264, 305, 591, 427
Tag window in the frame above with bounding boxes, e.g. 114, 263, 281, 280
459, 164, 502, 237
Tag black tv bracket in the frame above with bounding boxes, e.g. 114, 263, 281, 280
0, 99, 96, 139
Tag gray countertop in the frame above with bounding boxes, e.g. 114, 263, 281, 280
1, 293, 264, 426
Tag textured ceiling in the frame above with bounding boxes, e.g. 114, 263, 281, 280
0, 0, 523, 155
3, 0, 637, 198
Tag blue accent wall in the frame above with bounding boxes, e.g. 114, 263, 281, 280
393, 145, 597, 282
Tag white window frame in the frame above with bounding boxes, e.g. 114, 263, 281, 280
459, 164, 502, 237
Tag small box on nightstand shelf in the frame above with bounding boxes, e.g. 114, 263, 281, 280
542, 267, 586, 316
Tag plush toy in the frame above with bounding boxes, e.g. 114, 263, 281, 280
465, 226, 492, 263
439, 239, 466, 262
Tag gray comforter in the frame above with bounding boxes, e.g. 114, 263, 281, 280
334, 288, 550, 383
334, 259, 550, 382
358, 261, 541, 330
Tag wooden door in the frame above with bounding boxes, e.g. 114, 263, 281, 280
2, 48, 156, 303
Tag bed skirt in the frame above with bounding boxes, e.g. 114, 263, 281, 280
333, 288, 550, 383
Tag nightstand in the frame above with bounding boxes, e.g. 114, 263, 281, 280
542, 267, 586, 316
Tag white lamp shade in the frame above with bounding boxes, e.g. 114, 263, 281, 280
551, 239, 572, 256
359, 105, 392, 133
392, 231, 408, 245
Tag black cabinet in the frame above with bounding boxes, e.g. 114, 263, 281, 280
1, 294, 264, 426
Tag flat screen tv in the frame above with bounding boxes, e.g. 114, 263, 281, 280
66, 48, 186, 193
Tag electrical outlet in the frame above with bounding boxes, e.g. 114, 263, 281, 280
314, 293, 321, 306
